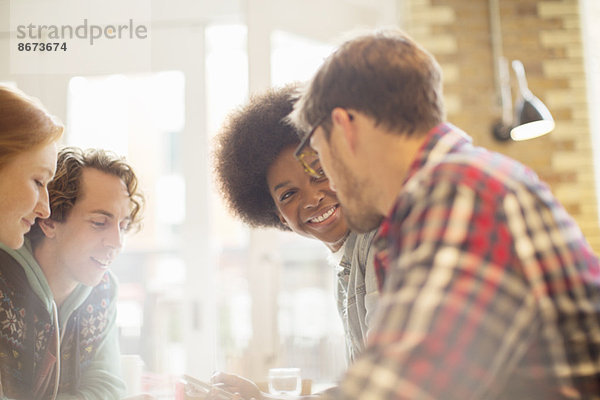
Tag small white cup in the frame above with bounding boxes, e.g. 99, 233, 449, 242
268, 368, 301, 396
120, 354, 144, 395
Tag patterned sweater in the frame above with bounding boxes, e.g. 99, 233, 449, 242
0, 242, 125, 400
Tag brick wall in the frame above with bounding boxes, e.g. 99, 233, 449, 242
402, 0, 600, 253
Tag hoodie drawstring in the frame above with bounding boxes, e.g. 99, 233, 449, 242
50, 300, 60, 400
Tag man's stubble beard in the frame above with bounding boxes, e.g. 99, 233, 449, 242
329, 150, 384, 233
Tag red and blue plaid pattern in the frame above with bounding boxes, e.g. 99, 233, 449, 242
333, 123, 600, 399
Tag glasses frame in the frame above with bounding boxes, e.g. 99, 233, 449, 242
294, 114, 328, 179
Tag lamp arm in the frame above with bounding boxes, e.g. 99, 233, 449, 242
489, 0, 512, 127
512, 60, 533, 99
498, 56, 513, 126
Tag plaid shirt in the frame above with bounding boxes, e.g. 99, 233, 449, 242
331, 123, 600, 399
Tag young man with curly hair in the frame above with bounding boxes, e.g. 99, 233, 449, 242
210, 84, 379, 397
0, 147, 145, 400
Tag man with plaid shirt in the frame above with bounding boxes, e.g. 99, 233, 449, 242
290, 29, 600, 399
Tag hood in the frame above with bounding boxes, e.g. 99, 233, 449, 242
0, 238, 93, 329
0, 238, 55, 315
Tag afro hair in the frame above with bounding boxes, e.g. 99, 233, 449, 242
213, 83, 304, 231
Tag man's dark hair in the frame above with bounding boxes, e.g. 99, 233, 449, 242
292, 29, 445, 139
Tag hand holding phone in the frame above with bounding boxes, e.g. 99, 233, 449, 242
183, 374, 237, 400
209, 372, 264, 400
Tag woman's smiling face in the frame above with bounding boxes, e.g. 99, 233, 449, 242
267, 145, 349, 252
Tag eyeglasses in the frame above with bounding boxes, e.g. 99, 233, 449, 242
294, 114, 327, 179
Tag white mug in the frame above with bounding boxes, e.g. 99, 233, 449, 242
120, 354, 144, 395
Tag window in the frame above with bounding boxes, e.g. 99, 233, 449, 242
581, 0, 600, 225
28, 2, 398, 394
67, 71, 189, 390
208, 25, 346, 387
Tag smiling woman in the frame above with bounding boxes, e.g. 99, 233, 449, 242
211, 84, 380, 397
213, 84, 350, 251
266, 146, 347, 252
0, 85, 63, 249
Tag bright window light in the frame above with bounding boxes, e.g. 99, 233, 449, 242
271, 30, 334, 86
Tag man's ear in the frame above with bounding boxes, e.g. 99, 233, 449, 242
331, 107, 357, 153
38, 218, 58, 239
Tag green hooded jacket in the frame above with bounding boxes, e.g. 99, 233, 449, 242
0, 240, 126, 400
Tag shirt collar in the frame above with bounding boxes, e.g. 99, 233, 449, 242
401, 122, 472, 188
374, 122, 472, 249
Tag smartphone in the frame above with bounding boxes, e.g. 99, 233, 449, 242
182, 374, 236, 400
